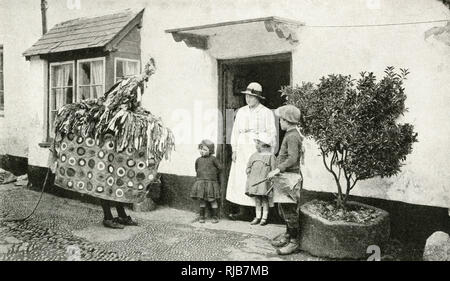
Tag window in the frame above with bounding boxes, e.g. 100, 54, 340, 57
77, 58, 105, 101
115, 58, 140, 82
49, 61, 74, 133
0, 46, 4, 115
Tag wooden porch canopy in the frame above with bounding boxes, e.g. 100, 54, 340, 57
23, 9, 145, 60
165, 17, 304, 52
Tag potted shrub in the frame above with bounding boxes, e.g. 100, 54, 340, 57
280, 67, 418, 259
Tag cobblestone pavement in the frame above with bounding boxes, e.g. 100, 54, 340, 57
0, 183, 323, 261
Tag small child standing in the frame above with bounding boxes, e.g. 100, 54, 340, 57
190, 139, 222, 223
245, 133, 276, 226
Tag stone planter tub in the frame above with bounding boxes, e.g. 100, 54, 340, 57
299, 199, 390, 259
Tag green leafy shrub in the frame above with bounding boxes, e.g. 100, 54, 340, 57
281, 67, 418, 208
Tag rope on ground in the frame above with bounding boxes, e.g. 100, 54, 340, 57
0, 168, 51, 223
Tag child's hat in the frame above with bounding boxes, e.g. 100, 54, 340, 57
275, 105, 301, 124
198, 139, 215, 154
254, 133, 272, 147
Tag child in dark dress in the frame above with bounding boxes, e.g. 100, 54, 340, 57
190, 140, 222, 223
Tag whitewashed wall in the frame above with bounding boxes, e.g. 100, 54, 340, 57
0, 0, 449, 208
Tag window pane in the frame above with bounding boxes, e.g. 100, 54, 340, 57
125, 61, 138, 76
0, 72, 3, 91
91, 86, 104, 99
116, 60, 124, 78
54, 89, 64, 110
66, 65, 73, 86
64, 87, 73, 104
91, 60, 103, 85
80, 62, 91, 85
51, 65, 60, 87
0, 51, 3, 69
78, 86, 90, 101
51, 64, 73, 88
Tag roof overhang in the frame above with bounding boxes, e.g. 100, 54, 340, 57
165, 17, 304, 59
23, 9, 144, 60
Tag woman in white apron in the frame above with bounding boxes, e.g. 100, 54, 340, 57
226, 82, 277, 220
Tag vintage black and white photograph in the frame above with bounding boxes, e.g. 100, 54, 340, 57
0, 0, 449, 265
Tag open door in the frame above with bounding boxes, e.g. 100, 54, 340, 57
217, 53, 292, 216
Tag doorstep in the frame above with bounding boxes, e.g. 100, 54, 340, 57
130, 206, 285, 240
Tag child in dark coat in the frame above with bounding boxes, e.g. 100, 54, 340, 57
190, 139, 222, 223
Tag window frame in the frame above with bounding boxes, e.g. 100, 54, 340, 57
77, 57, 106, 101
0, 45, 4, 117
114, 57, 141, 83
48, 60, 75, 136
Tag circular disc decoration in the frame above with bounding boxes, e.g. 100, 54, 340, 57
107, 154, 114, 162
137, 184, 144, 190
87, 150, 96, 157
127, 159, 136, 168
86, 138, 95, 147
96, 174, 105, 181
108, 165, 114, 174
97, 161, 105, 171
126, 147, 135, 156
60, 154, 67, 162
116, 178, 124, 187
77, 181, 85, 190
61, 143, 68, 151
98, 150, 105, 159
127, 181, 134, 188
77, 147, 86, 156
137, 162, 146, 170
116, 167, 126, 177
76, 136, 84, 144
96, 186, 104, 193
148, 174, 154, 181
107, 187, 113, 196
125, 189, 133, 199
127, 170, 135, 178
106, 176, 114, 186
116, 156, 124, 163
86, 182, 93, 191
67, 133, 75, 141
136, 172, 146, 182
106, 141, 115, 150
115, 189, 124, 198
59, 167, 65, 176
68, 146, 75, 153
78, 170, 85, 178
78, 159, 86, 167
67, 181, 74, 188
68, 157, 77, 166
138, 151, 146, 158
66, 168, 76, 177
87, 171, 93, 179
88, 159, 95, 169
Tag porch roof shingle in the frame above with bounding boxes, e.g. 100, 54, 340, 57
23, 9, 144, 58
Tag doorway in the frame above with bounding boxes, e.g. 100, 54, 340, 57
217, 52, 292, 215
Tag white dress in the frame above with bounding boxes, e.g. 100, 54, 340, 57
225, 104, 277, 206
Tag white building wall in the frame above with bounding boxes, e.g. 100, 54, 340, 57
0, 0, 449, 208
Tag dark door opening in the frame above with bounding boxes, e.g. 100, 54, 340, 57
217, 53, 292, 216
